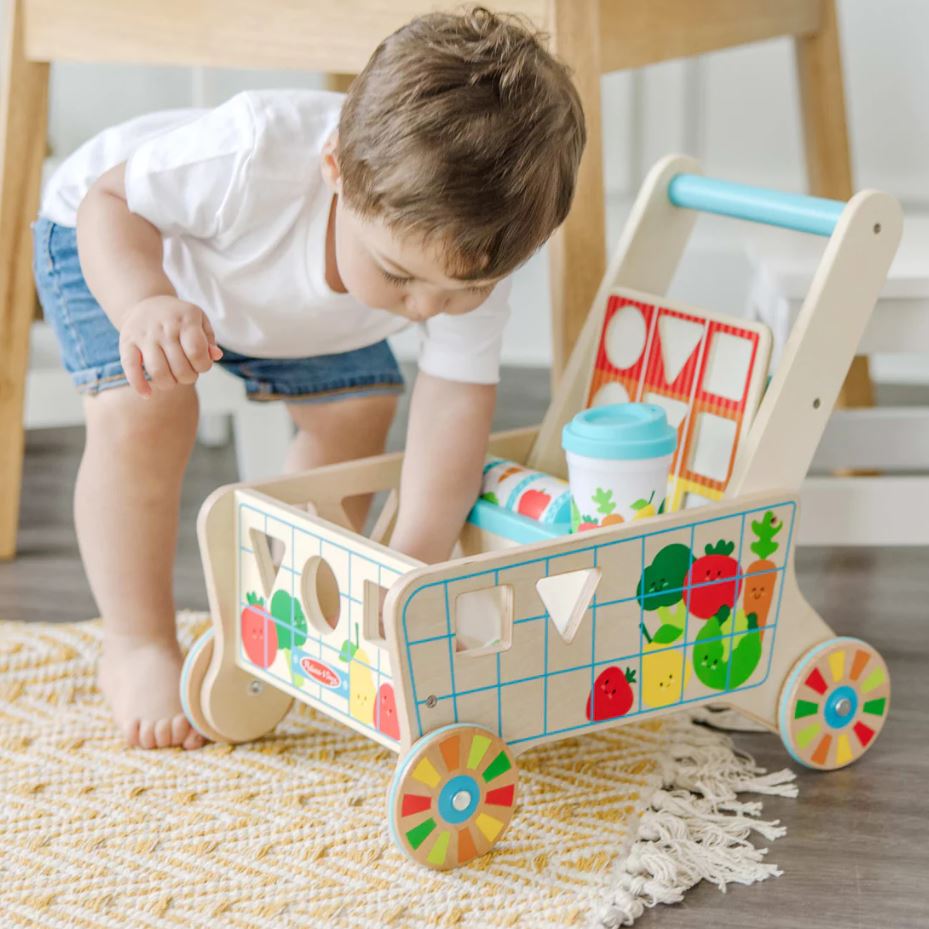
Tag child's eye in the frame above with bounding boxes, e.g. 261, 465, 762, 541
381, 269, 412, 287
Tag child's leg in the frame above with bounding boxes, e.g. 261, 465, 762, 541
77, 383, 204, 750
284, 394, 398, 530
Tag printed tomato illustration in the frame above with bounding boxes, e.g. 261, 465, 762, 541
375, 683, 400, 740
241, 592, 277, 668
684, 540, 742, 619
586, 666, 636, 721
517, 489, 552, 520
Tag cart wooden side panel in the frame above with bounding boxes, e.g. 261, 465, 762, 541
385, 490, 832, 757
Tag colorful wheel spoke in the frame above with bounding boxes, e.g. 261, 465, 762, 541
795, 722, 820, 748
440, 735, 460, 771
804, 667, 828, 695
793, 699, 818, 719
485, 784, 515, 807
457, 827, 477, 863
475, 813, 504, 843
406, 817, 436, 850
835, 735, 853, 766
412, 757, 442, 788
482, 750, 512, 783
853, 721, 875, 748
467, 733, 491, 770
426, 830, 451, 867
810, 734, 832, 766
390, 724, 517, 870
850, 648, 870, 681
781, 638, 890, 771
401, 793, 432, 817
860, 667, 886, 695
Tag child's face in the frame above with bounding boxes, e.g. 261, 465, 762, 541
333, 202, 498, 321
321, 134, 498, 322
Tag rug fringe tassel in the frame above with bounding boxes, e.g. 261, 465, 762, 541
596, 713, 798, 928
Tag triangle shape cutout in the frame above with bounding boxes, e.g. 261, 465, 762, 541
536, 569, 601, 643
249, 528, 287, 598
658, 314, 704, 384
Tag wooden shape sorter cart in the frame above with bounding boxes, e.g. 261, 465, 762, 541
181, 156, 902, 871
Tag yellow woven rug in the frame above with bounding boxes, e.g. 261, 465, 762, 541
0, 613, 797, 929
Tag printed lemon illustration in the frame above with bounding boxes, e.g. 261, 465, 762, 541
641, 624, 691, 708
631, 491, 662, 521
349, 646, 376, 725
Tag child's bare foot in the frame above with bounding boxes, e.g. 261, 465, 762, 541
98, 633, 206, 750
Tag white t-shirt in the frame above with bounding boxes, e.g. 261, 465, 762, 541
40, 90, 511, 383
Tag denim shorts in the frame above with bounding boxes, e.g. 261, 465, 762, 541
31, 217, 405, 403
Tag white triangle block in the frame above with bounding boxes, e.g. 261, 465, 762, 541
658, 314, 705, 384
536, 569, 601, 643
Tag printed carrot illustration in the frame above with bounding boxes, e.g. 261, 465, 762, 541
744, 511, 783, 641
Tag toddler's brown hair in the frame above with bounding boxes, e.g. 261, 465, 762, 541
337, 6, 586, 280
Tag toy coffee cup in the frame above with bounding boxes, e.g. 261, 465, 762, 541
561, 403, 677, 531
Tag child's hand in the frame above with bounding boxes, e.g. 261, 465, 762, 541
119, 296, 224, 398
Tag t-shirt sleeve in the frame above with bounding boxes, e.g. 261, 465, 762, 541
416, 278, 512, 385
124, 94, 256, 239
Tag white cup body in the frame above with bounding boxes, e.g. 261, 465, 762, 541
565, 451, 672, 531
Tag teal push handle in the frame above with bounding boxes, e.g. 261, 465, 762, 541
668, 173, 844, 236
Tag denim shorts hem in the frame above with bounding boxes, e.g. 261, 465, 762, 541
73, 366, 132, 396
247, 380, 405, 404
32, 217, 407, 404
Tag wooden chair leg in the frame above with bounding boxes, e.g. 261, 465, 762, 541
547, 0, 606, 389
325, 73, 355, 93
796, 0, 874, 410
0, 0, 50, 560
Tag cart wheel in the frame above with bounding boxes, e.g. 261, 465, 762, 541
388, 724, 518, 870
779, 636, 890, 770
180, 629, 225, 742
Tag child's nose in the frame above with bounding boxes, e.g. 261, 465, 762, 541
405, 292, 446, 320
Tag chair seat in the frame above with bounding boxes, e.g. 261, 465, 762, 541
746, 215, 929, 368
744, 217, 929, 545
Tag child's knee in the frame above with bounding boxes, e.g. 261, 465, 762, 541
83, 385, 199, 461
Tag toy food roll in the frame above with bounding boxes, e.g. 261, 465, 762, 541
479, 458, 572, 526
561, 403, 677, 531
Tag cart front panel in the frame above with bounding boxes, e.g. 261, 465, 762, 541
398, 497, 797, 752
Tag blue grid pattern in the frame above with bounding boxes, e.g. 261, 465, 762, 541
402, 501, 796, 745
237, 501, 404, 742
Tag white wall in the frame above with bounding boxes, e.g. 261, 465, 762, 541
8, 0, 929, 366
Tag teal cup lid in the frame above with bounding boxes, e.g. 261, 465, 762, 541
562, 403, 677, 460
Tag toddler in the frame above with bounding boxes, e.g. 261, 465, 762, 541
33, 8, 585, 750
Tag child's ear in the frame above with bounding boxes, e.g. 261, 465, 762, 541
320, 132, 342, 194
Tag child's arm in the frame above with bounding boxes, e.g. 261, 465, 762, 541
77, 163, 222, 397
389, 371, 496, 563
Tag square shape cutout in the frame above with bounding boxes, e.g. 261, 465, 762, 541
702, 331, 753, 403
454, 586, 514, 658
688, 412, 738, 483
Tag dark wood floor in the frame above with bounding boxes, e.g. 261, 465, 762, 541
2, 368, 927, 928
